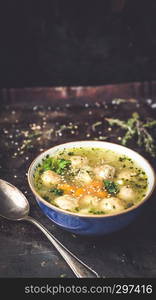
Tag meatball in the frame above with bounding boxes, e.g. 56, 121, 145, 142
118, 186, 136, 202
94, 164, 115, 180
41, 170, 61, 187
75, 168, 92, 184
117, 169, 137, 181
55, 195, 79, 211
70, 156, 88, 168
99, 197, 125, 212
79, 195, 100, 208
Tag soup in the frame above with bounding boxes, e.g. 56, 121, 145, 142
33, 147, 148, 215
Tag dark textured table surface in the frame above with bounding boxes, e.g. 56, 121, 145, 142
0, 82, 156, 278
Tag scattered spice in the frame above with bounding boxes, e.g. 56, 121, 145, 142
59, 274, 67, 278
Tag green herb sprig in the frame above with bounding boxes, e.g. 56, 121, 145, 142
106, 113, 156, 157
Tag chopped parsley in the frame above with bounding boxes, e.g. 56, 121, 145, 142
89, 209, 105, 215
42, 157, 71, 175
68, 152, 74, 156
43, 196, 50, 202
119, 157, 126, 162
104, 180, 119, 195
50, 188, 64, 196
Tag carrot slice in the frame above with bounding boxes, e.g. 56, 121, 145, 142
75, 187, 86, 197
95, 190, 108, 198
58, 184, 76, 194
58, 180, 108, 199
91, 180, 103, 189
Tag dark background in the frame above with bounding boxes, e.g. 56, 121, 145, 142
0, 0, 156, 88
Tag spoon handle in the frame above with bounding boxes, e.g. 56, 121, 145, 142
24, 216, 99, 278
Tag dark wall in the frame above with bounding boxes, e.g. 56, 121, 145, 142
0, 0, 156, 88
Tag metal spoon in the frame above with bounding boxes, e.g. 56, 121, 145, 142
0, 179, 99, 278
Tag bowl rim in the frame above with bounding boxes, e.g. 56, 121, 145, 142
28, 140, 156, 218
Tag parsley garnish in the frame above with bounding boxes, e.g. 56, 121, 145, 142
50, 188, 64, 196
89, 209, 105, 215
104, 180, 119, 195
42, 157, 71, 175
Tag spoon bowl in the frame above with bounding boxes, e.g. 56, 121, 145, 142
0, 179, 99, 278
0, 179, 29, 220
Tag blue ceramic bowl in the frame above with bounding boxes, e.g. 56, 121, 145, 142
28, 141, 156, 236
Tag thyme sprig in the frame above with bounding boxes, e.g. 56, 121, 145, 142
106, 112, 156, 157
